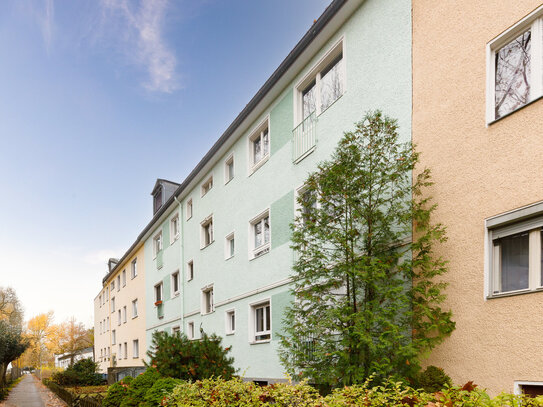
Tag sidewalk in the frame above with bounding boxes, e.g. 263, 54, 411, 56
0, 375, 66, 407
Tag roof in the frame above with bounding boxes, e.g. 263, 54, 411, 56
102, 0, 349, 285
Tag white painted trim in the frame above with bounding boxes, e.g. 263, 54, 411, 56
186, 259, 194, 282
224, 231, 235, 260
248, 208, 271, 259
185, 198, 193, 221
171, 270, 180, 298
201, 174, 214, 197
224, 153, 234, 185
514, 380, 543, 395
224, 308, 236, 335
248, 297, 272, 344
145, 316, 182, 331
169, 213, 180, 244
247, 115, 271, 175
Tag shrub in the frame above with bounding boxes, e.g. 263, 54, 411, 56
102, 376, 133, 407
51, 358, 102, 386
146, 330, 236, 381
143, 377, 182, 407
415, 365, 452, 393
120, 368, 161, 407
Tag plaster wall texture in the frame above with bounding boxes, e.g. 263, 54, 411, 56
94, 245, 146, 372
413, 0, 543, 394
143, 0, 412, 381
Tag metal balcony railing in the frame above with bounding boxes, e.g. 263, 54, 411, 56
292, 112, 317, 162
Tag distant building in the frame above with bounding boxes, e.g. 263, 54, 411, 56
54, 347, 94, 369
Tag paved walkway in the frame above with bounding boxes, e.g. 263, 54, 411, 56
1, 375, 66, 407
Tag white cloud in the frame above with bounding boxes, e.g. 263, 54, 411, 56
27, 0, 55, 52
100, 0, 178, 93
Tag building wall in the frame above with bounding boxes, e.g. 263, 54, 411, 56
94, 245, 146, 372
145, 0, 412, 381
413, 0, 543, 394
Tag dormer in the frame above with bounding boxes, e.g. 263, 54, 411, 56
151, 179, 181, 215
108, 258, 119, 273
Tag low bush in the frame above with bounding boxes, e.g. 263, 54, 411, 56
143, 377, 182, 407
120, 368, 161, 407
415, 365, 452, 393
102, 376, 133, 407
51, 358, 102, 386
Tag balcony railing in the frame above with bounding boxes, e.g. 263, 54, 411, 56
292, 112, 317, 162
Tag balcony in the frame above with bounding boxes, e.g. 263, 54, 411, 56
292, 112, 317, 163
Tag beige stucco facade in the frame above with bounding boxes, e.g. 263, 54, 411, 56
93, 245, 145, 373
414, 0, 543, 395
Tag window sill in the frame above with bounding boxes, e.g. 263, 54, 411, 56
225, 255, 234, 261
224, 177, 234, 186
173, 292, 180, 298
132, 315, 138, 319
249, 155, 269, 175
251, 244, 270, 260
293, 145, 316, 164
226, 332, 235, 336
486, 287, 543, 299
201, 310, 215, 316
250, 339, 271, 345
200, 240, 215, 250
488, 94, 543, 126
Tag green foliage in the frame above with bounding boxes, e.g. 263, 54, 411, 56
0, 321, 29, 388
143, 377, 182, 407
102, 376, 133, 407
279, 110, 455, 387
415, 365, 452, 393
161, 377, 543, 407
120, 368, 161, 407
51, 358, 102, 386
146, 330, 236, 381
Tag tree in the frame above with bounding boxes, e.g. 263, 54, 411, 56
52, 317, 93, 365
146, 331, 236, 381
279, 111, 455, 387
25, 311, 55, 368
0, 321, 28, 388
0, 287, 23, 327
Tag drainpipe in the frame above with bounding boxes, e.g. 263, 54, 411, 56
174, 196, 185, 333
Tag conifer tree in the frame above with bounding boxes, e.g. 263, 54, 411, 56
279, 111, 455, 387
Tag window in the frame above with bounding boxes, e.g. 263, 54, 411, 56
133, 340, 139, 358
131, 259, 137, 279
153, 232, 163, 257
106, 287, 109, 301
187, 260, 194, 281
225, 309, 235, 335
112, 330, 116, 345
132, 299, 138, 318
118, 344, 122, 359
171, 271, 180, 296
170, 215, 180, 243
250, 210, 270, 258
154, 283, 163, 304
249, 120, 270, 171
99, 321, 102, 334
117, 309, 121, 326
201, 176, 213, 196
224, 155, 234, 184
187, 321, 194, 339
186, 199, 193, 220
107, 317, 109, 331
116, 275, 120, 291
487, 8, 543, 122
122, 270, 126, 287
122, 306, 127, 323
172, 326, 180, 336
225, 232, 235, 259
99, 295, 101, 307
296, 41, 344, 124
111, 297, 115, 312
201, 286, 214, 314
124, 342, 128, 359
201, 215, 214, 248
486, 202, 543, 296
251, 301, 271, 342
297, 185, 318, 224
111, 281, 115, 292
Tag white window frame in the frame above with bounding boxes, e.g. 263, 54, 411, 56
514, 381, 543, 395
131, 258, 137, 279
171, 271, 180, 297
170, 214, 180, 244
186, 260, 194, 282
172, 326, 181, 336
224, 154, 234, 184
117, 309, 121, 326
200, 215, 214, 249
111, 281, 115, 292
485, 201, 543, 298
249, 299, 271, 343
296, 183, 319, 222
133, 339, 139, 358
247, 117, 270, 174
249, 209, 271, 259
186, 199, 193, 220
122, 269, 126, 287
154, 282, 163, 304
116, 276, 120, 291
118, 344, 122, 360
107, 317, 109, 331
132, 299, 138, 318
201, 175, 213, 197
112, 329, 116, 345
153, 232, 163, 258
122, 306, 127, 323
486, 6, 543, 124
225, 309, 235, 335
225, 231, 235, 260
111, 297, 115, 312
294, 37, 345, 126
201, 284, 214, 315
124, 342, 128, 359
187, 321, 195, 340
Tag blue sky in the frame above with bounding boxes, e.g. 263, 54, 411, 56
0, 0, 331, 327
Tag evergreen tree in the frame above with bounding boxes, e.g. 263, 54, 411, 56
279, 111, 455, 387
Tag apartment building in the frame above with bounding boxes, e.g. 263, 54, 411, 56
140, 0, 411, 383
413, 0, 543, 395
93, 247, 146, 377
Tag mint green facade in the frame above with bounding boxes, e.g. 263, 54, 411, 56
144, 0, 412, 382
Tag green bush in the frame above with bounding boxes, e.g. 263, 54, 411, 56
51, 358, 102, 386
120, 368, 161, 407
415, 365, 452, 393
146, 330, 236, 381
143, 377, 182, 407
102, 376, 133, 407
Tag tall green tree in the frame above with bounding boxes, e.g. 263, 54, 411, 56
0, 321, 28, 388
279, 111, 455, 387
